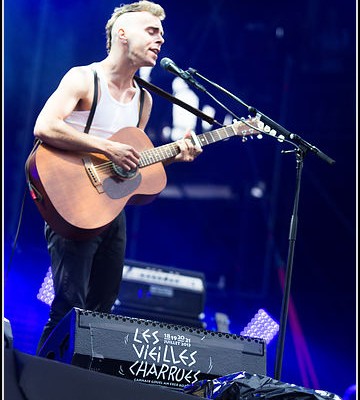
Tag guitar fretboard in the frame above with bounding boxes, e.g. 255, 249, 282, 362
139, 124, 237, 168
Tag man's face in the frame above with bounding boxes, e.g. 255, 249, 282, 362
118, 11, 165, 67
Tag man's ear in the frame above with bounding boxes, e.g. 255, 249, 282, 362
118, 28, 127, 42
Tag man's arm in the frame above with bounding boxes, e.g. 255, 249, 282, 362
34, 67, 140, 172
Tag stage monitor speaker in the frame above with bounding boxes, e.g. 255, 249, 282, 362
39, 308, 266, 390
112, 260, 206, 327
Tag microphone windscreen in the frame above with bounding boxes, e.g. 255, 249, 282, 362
160, 57, 172, 69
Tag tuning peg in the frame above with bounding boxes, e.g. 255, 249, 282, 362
269, 129, 277, 137
258, 121, 265, 130
257, 134, 263, 139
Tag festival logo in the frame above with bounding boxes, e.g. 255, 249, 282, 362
127, 327, 202, 386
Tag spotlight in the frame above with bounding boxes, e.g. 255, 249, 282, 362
240, 308, 279, 344
250, 181, 266, 198
37, 266, 54, 306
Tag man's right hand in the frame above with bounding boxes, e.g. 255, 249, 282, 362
105, 141, 140, 171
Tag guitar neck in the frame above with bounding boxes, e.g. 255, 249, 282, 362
139, 124, 237, 168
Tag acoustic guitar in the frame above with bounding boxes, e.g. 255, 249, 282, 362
26, 117, 262, 240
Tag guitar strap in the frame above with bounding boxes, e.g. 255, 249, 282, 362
25, 137, 43, 201
133, 75, 218, 126
137, 87, 145, 128
84, 69, 145, 132
84, 69, 99, 133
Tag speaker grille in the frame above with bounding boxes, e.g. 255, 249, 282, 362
40, 308, 267, 389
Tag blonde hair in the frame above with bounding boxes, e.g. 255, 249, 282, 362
105, 1, 165, 53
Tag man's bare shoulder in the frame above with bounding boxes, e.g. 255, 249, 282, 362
60, 65, 92, 88
66, 65, 93, 77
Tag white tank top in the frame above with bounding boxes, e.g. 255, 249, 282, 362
65, 62, 141, 139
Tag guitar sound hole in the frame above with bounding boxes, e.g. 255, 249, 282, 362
112, 163, 138, 179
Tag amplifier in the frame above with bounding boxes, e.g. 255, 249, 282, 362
112, 260, 206, 324
39, 308, 267, 390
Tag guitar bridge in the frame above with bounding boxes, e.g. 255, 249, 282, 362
83, 157, 104, 193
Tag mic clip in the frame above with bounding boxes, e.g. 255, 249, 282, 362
183, 70, 207, 92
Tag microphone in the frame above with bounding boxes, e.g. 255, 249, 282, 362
160, 57, 206, 92
160, 57, 189, 79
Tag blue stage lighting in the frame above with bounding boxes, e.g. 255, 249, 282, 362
240, 308, 279, 344
36, 267, 54, 306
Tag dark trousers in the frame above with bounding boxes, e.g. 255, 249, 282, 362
36, 212, 126, 354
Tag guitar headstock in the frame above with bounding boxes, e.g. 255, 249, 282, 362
232, 116, 284, 143
232, 116, 265, 141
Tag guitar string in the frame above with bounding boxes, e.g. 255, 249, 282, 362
93, 120, 259, 173
93, 126, 231, 172
94, 142, 181, 172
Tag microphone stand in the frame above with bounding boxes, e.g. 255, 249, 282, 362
187, 68, 335, 165
186, 67, 336, 380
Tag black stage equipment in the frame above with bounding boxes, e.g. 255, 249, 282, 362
39, 308, 267, 390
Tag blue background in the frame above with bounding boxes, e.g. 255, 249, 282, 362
3, 0, 357, 398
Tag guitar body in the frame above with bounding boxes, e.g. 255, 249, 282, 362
26, 117, 262, 240
27, 127, 167, 240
